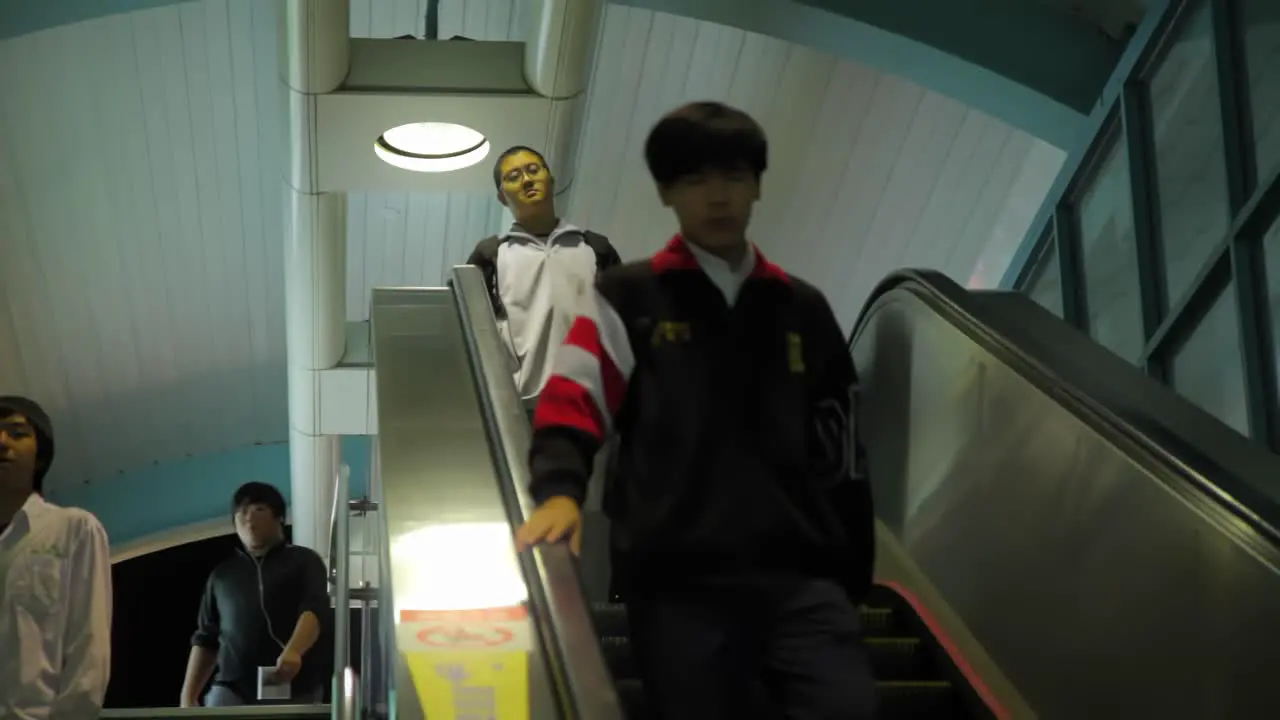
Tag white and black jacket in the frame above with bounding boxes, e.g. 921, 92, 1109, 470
467, 221, 621, 400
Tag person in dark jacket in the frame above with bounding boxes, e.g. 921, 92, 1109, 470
467, 145, 622, 406
515, 101, 878, 719
180, 482, 329, 707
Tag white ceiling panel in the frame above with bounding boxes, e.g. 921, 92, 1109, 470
0, 0, 1061, 493
569, 5, 1065, 330
0, 0, 287, 490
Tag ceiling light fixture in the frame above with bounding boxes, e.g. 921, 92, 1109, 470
374, 122, 491, 173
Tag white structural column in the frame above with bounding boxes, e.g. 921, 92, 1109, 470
526, 0, 603, 207
309, 0, 605, 440
281, 0, 351, 552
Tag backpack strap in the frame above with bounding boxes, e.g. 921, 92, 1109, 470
583, 230, 622, 273
470, 234, 506, 319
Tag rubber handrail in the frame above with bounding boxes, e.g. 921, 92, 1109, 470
849, 269, 1280, 551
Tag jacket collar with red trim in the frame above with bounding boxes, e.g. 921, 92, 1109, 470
651, 234, 789, 283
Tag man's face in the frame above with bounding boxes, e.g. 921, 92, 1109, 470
497, 150, 554, 213
658, 165, 759, 253
0, 413, 38, 491
234, 502, 281, 550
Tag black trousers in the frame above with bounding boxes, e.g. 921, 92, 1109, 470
626, 573, 878, 720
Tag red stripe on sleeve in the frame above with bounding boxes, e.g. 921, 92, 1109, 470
533, 375, 608, 440
561, 315, 628, 418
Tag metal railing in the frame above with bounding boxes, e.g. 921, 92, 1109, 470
335, 667, 362, 720
451, 264, 625, 719
100, 706, 330, 718
325, 463, 360, 720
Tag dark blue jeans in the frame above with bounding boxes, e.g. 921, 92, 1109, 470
205, 684, 323, 706
626, 574, 879, 720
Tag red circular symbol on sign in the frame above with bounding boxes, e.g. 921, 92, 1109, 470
418, 624, 514, 648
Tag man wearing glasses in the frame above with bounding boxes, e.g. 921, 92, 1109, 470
467, 146, 622, 411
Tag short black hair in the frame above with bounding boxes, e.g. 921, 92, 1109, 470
643, 101, 768, 187
231, 481, 287, 521
0, 397, 54, 494
492, 145, 549, 189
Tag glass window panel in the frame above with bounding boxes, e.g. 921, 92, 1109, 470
1169, 285, 1250, 435
1077, 129, 1145, 364
1265, 214, 1280, 412
1024, 235, 1064, 318
1241, 0, 1280, 186
1148, 0, 1230, 306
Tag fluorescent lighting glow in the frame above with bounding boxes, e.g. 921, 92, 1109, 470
374, 122, 491, 173
390, 522, 528, 612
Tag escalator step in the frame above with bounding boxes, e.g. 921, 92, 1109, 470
599, 635, 635, 677
878, 681, 964, 719
862, 604, 896, 635
598, 634, 930, 681
614, 679, 650, 719
866, 637, 930, 680
590, 602, 629, 638
590, 602, 899, 639
612, 678, 959, 719
591, 601, 964, 718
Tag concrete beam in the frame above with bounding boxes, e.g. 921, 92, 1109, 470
0, 0, 180, 39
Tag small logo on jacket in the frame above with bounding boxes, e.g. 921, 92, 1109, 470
651, 321, 692, 347
787, 332, 805, 374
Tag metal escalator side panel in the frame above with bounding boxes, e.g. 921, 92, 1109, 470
969, 289, 1280, 551
851, 279, 1280, 718
871, 521, 1034, 720
451, 265, 625, 720
857, 270, 1280, 549
369, 285, 557, 719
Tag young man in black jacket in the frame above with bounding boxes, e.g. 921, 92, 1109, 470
516, 102, 878, 719
467, 145, 622, 408
180, 482, 330, 707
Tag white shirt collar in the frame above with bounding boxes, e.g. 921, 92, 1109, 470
683, 239, 756, 306
22, 492, 47, 515
1, 493, 45, 534
502, 220, 581, 244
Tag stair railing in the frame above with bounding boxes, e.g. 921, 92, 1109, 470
452, 265, 625, 719
325, 464, 360, 719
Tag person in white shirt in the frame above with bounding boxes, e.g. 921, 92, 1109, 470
466, 145, 622, 410
0, 395, 113, 719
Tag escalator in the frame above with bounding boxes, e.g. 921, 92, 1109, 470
847, 270, 1280, 718
372, 276, 625, 720
372, 265, 1280, 719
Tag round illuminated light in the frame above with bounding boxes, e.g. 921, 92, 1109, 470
374, 122, 491, 173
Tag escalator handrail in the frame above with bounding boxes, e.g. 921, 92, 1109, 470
328, 464, 354, 715
451, 265, 626, 720
849, 269, 1280, 551
99, 706, 330, 718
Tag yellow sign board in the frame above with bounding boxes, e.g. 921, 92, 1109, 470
405, 650, 528, 718
399, 605, 531, 719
